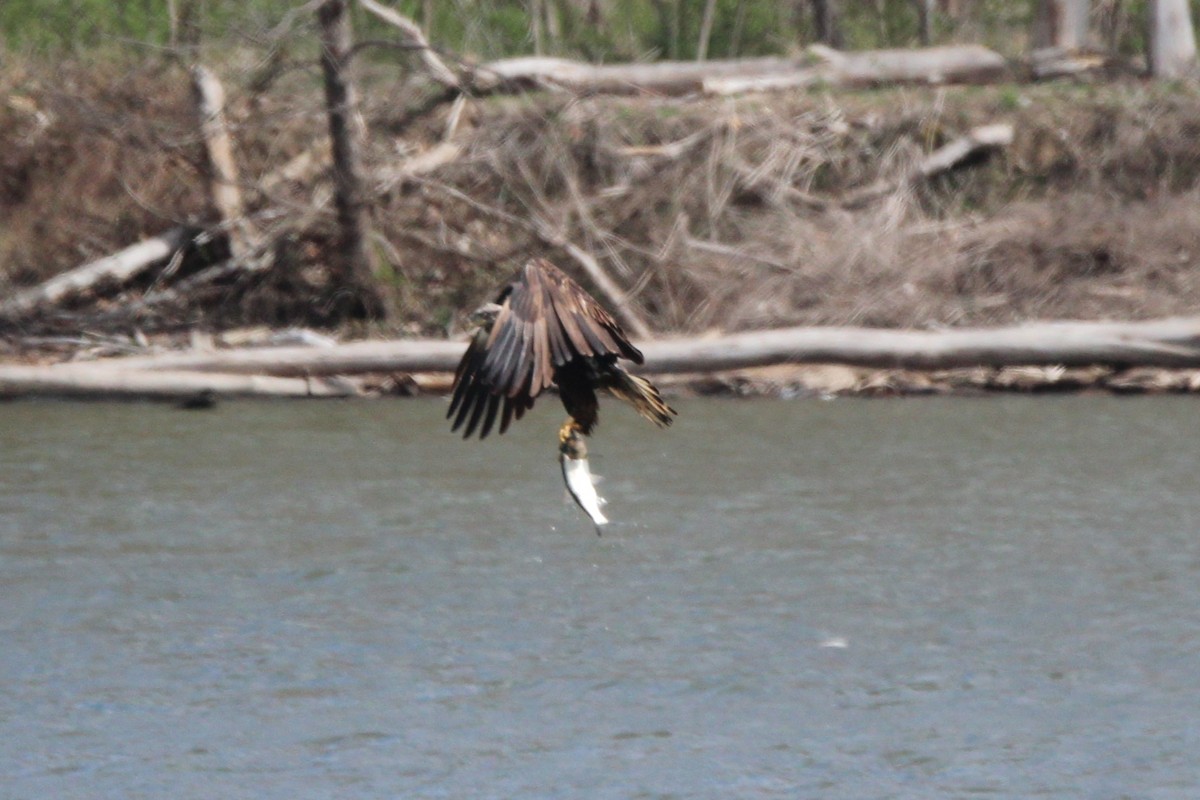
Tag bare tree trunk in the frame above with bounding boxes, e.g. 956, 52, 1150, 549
1032, 0, 1091, 50
810, 0, 843, 47
530, 0, 545, 54
316, 0, 385, 318
422, 0, 434, 35
1096, 0, 1128, 54
190, 65, 254, 262
697, 0, 719, 60
915, 0, 935, 45
544, 0, 562, 49
1148, 0, 1198, 78
177, 0, 201, 48
730, 0, 748, 55
167, 0, 179, 47
668, 0, 682, 59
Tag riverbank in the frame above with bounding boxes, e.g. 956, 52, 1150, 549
4, 58, 1200, 397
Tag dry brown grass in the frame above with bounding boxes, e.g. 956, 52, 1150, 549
5, 59, 1200, 337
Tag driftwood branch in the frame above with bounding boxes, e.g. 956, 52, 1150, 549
0, 227, 194, 320
375, 141, 465, 192
418, 180, 653, 337
357, 0, 461, 89
842, 123, 1014, 208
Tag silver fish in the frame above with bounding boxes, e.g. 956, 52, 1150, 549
559, 426, 608, 532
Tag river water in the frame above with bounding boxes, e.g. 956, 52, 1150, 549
2, 397, 1198, 799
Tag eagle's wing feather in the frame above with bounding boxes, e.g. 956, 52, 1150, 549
448, 327, 487, 423
450, 258, 645, 439
541, 261, 642, 365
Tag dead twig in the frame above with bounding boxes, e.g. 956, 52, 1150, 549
416, 178, 652, 337
357, 0, 461, 89
842, 123, 1012, 208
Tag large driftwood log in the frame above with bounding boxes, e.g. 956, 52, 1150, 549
0, 365, 360, 400
706, 45, 1009, 94
640, 317, 1200, 372
84, 316, 1200, 377
473, 55, 799, 95
469, 45, 1008, 98
820, 44, 1010, 87
352, 4, 1006, 97
0, 228, 194, 320
92, 339, 465, 376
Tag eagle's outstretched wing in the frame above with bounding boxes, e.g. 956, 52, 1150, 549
447, 324, 534, 439
448, 258, 643, 439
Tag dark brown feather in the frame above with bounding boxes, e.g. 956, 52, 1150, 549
449, 258, 657, 439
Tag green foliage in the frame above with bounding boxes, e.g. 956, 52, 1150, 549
4, 0, 1200, 63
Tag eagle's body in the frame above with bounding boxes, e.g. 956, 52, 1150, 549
448, 258, 675, 439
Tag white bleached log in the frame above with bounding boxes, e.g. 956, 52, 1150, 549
0, 228, 193, 319
83, 316, 1200, 378
640, 317, 1200, 372
705, 45, 1009, 95
0, 365, 360, 400
473, 54, 798, 95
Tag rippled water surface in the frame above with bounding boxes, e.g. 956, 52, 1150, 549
2, 396, 1199, 799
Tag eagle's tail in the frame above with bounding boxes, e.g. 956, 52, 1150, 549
609, 370, 676, 428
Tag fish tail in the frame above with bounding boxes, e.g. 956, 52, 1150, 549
610, 372, 676, 428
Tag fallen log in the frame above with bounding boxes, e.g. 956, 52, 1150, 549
78, 315, 1200, 378
0, 365, 361, 400
641, 317, 1200, 372
473, 54, 799, 95
822, 44, 1010, 87
0, 227, 195, 320
705, 45, 1009, 94
1029, 47, 1109, 80
352, 8, 1008, 99
89, 338, 465, 376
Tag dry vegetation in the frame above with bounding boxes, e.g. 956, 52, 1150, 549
4, 56, 1200, 345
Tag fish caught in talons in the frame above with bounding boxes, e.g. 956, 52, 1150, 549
558, 421, 608, 533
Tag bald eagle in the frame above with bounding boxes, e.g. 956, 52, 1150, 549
448, 258, 675, 440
